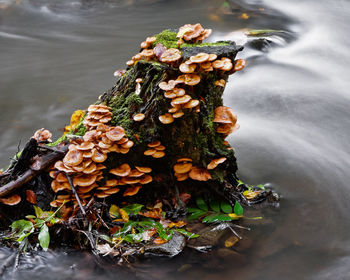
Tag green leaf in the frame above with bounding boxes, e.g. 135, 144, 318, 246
234, 201, 244, 216
38, 224, 50, 251
122, 204, 144, 215
202, 214, 233, 223
187, 207, 201, 213
124, 233, 143, 243
256, 184, 265, 190
175, 229, 200, 239
209, 199, 220, 212
34, 206, 44, 219
196, 197, 208, 211
237, 179, 245, 186
109, 205, 121, 219
187, 210, 207, 220
25, 215, 36, 219
220, 201, 232, 214
11, 220, 33, 233
17, 231, 32, 242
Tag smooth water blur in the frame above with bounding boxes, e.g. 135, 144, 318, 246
1, 0, 350, 279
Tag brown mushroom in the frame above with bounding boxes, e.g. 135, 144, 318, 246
173, 162, 193, 174
179, 62, 196, 73
110, 163, 131, 177
159, 113, 174, 124
152, 151, 165, 158
175, 172, 189, 181
133, 113, 145, 121
214, 79, 226, 87
159, 80, 178, 91
173, 111, 184, 118
123, 185, 142, 196
160, 48, 181, 63
177, 74, 201, 86
0, 194, 21, 206
234, 59, 246, 71
126, 60, 135, 66
189, 166, 212, 181
171, 95, 192, 106
33, 128, 52, 142
104, 187, 120, 195
177, 157, 193, 162
213, 106, 237, 125
128, 169, 145, 178
183, 99, 200, 109
63, 149, 84, 166
207, 157, 227, 170
140, 174, 153, 184
190, 53, 210, 63
106, 126, 126, 142
91, 149, 107, 163
135, 166, 152, 173
144, 149, 156, 156
73, 174, 98, 187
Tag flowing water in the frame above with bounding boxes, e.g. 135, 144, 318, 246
1, 0, 350, 279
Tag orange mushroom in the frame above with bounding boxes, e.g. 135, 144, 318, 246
0, 194, 21, 206
63, 149, 84, 167
189, 166, 212, 181
190, 53, 210, 63
207, 157, 227, 170
159, 113, 174, 124
160, 48, 181, 63
133, 113, 145, 122
179, 62, 196, 73
173, 162, 193, 174
123, 185, 142, 196
106, 126, 126, 142
234, 59, 246, 71
110, 163, 131, 177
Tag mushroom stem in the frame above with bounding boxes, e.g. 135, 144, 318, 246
64, 172, 86, 216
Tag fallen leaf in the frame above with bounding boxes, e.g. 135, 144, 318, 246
26, 190, 37, 204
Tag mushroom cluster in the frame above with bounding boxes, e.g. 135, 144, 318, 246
144, 141, 166, 158
173, 158, 212, 182
33, 128, 52, 143
50, 105, 137, 207
177, 23, 212, 43
83, 104, 113, 130
213, 106, 240, 136
105, 163, 153, 197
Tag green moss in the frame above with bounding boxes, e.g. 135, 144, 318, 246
154, 29, 230, 49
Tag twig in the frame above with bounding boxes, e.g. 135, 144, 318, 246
227, 224, 242, 240
64, 173, 86, 216
0, 144, 68, 198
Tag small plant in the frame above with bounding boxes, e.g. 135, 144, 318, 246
108, 204, 199, 245
5, 205, 63, 251
187, 197, 244, 223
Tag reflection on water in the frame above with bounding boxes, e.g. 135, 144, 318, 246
1, 0, 350, 279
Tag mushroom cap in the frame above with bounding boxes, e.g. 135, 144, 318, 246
189, 166, 212, 181
207, 157, 227, 170
88, 104, 111, 113
129, 169, 145, 178
76, 141, 95, 151
73, 174, 98, 187
126, 60, 135, 66
168, 107, 178, 113
54, 161, 75, 173
123, 185, 142, 196
177, 74, 201, 86
164, 91, 177, 99
0, 194, 21, 206
159, 80, 177, 91
106, 126, 126, 142
212, 60, 225, 69
197, 28, 212, 41
178, 23, 204, 41
159, 113, 174, 124
213, 106, 237, 124
183, 99, 200, 109
95, 192, 110, 198
56, 172, 68, 183
140, 174, 153, 184
177, 157, 193, 163
190, 53, 210, 63
144, 149, 156, 156
214, 79, 226, 87
234, 59, 246, 71
91, 149, 107, 163
77, 183, 98, 193
116, 137, 128, 145
122, 177, 141, 184
110, 163, 131, 177
83, 163, 97, 174
140, 49, 155, 57
171, 95, 192, 106
148, 141, 161, 147
155, 145, 166, 151
173, 162, 193, 174
135, 166, 152, 173
63, 149, 84, 167
173, 111, 184, 118
140, 41, 149, 49
105, 179, 118, 187
121, 140, 134, 149
217, 123, 240, 135
104, 187, 120, 195
51, 180, 71, 192
33, 128, 52, 142
222, 60, 233, 71
133, 53, 142, 60
179, 62, 197, 73
114, 69, 126, 77
175, 172, 189, 181
152, 151, 165, 158
160, 48, 181, 63
208, 54, 217, 61
146, 36, 157, 44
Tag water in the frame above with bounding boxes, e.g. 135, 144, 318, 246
1, 0, 350, 279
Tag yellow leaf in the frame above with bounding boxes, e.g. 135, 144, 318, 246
225, 235, 239, 248
119, 208, 129, 223
63, 109, 85, 136
228, 213, 243, 219
167, 221, 187, 228
243, 190, 260, 199
239, 13, 249, 20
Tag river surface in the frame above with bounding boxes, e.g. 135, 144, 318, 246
1, 0, 350, 279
